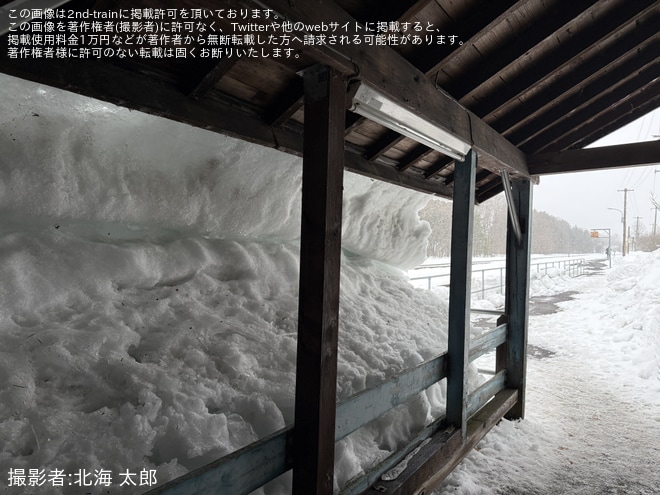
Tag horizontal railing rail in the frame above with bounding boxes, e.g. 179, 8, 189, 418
147, 320, 509, 495
410, 257, 585, 297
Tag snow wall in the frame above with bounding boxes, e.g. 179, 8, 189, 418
0, 73, 457, 494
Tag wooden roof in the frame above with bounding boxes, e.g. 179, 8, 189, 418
1, 0, 658, 202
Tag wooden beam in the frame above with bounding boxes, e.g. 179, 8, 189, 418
497, 179, 532, 419
187, 57, 239, 99
245, 0, 531, 179
344, 150, 453, 198
528, 140, 660, 175
344, 112, 364, 136
143, 427, 294, 495
446, 149, 476, 437
468, 323, 508, 363
397, 145, 435, 172
265, 78, 305, 127
424, 157, 453, 179
411, 0, 521, 75
366, 132, 406, 161
363, 388, 518, 495
293, 65, 345, 495
377, 0, 434, 23
335, 353, 447, 442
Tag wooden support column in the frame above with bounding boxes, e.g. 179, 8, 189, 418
497, 179, 533, 419
293, 65, 346, 495
446, 150, 477, 438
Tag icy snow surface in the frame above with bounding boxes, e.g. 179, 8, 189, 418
0, 73, 449, 494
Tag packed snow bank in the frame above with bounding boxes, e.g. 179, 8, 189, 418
0, 74, 429, 270
0, 73, 448, 494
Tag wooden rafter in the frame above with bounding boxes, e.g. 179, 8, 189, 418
474, 0, 658, 126
367, 132, 406, 161
424, 157, 453, 179
499, 15, 659, 144
397, 146, 435, 172
518, 58, 659, 151
187, 57, 238, 99
410, 0, 521, 75
240, 0, 531, 179
265, 78, 305, 127
440, 0, 600, 101
538, 79, 660, 152
375, 0, 434, 25
567, 96, 660, 151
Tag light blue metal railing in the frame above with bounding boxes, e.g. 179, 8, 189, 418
410, 257, 585, 298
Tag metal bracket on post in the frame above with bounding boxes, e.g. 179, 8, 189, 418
501, 171, 523, 246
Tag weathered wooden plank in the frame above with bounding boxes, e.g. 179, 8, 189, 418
366, 132, 406, 161
143, 426, 293, 495
293, 64, 346, 495
397, 146, 436, 172
363, 388, 518, 495
497, 179, 532, 419
335, 353, 447, 442
474, 0, 657, 122
340, 416, 448, 495
344, 151, 453, 198
524, 65, 660, 152
528, 140, 660, 175
187, 57, 239, 99
243, 0, 531, 179
266, 79, 305, 127
424, 156, 453, 179
441, 0, 600, 101
468, 323, 507, 363
467, 370, 507, 417
566, 94, 660, 152
494, 7, 659, 142
446, 149, 477, 438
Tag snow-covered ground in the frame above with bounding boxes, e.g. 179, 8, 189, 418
1, 73, 658, 495
437, 253, 660, 494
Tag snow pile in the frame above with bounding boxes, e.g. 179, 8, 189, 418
0, 73, 448, 494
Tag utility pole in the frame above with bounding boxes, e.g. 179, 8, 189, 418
633, 216, 642, 252
654, 170, 660, 237
618, 188, 633, 256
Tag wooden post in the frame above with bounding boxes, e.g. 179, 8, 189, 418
446, 150, 477, 438
497, 178, 533, 419
293, 65, 345, 495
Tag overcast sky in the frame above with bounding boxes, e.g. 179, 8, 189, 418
532, 108, 660, 244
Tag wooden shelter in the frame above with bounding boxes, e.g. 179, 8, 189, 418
1, 0, 658, 493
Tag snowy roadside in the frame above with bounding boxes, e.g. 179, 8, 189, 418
435, 252, 660, 494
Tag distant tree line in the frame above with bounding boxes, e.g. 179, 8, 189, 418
420, 194, 597, 257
